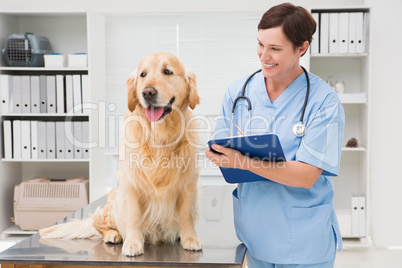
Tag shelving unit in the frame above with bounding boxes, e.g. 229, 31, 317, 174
0, 12, 90, 236
310, 7, 371, 244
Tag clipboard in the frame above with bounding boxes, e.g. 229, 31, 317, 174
207, 134, 286, 183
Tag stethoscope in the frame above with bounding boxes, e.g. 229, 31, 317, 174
230, 66, 310, 137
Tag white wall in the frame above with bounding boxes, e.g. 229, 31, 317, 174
2, 0, 402, 248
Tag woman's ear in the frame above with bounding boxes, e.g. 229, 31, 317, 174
126, 70, 138, 112
300, 40, 310, 57
186, 69, 200, 110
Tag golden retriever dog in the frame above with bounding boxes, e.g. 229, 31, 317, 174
40, 52, 203, 257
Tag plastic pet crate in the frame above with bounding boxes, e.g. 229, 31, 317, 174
13, 177, 89, 231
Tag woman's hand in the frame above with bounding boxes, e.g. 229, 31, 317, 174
205, 144, 247, 169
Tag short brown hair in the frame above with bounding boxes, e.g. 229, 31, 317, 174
258, 2, 316, 55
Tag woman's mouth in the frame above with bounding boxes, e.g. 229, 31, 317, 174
263, 63, 278, 68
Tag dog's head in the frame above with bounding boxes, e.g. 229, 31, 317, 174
126, 52, 199, 122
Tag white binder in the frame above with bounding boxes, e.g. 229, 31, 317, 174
37, 121, 47, 159
73, 74, 82, 113
31, 121, 38, 159
311, 13, 319, 54
351, 196, 360, 237
65, 75, 74, 114
319, 13, 330, 54
21, 121, 31, 159
355, 12, 365, 53
0, 75, 12, 114
82, 121, 90, 159
13, 120, 22, 159
39, 75, 47, 113
46, 75, 57, 113
56, 121, 65, 159
329, 13, 339, 54
81, 74, 90, 115
46, 121, 56, 159
56, 75, 65, 114
30, 76, 41, 113
21, 76, 31, 113
348, 12, 357, 53
64, 121, 75, 159
12, 76, 22, 113
358, 196, 366, 237
73, 121, 83, 159
339, 13, 349, 53
3, 120, 13, 159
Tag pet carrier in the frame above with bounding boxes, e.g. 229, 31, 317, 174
2, 32, 53, 67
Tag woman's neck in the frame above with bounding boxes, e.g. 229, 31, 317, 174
265, 66, 303, 101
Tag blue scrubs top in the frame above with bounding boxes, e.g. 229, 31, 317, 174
213, 71, 345, 264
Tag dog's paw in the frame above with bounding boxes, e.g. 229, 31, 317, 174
180, 236, 203, 251
122, 237, 144, 257
103, 230, 122, 244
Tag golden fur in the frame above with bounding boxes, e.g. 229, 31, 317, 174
40, 52, 202, 257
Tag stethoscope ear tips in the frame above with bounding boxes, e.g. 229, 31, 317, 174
293, 122, 306, 137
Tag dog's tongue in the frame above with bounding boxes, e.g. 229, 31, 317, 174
145, 106, 165, 122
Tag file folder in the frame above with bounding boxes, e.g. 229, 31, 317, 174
81, 74, 90, 115
73, 121, 83, 159
46, 75, 57, 113
73, 74, 82, 113
30, 76, 41, 113
319, 13, 330, 54
82, 121, 90, 159
329, 13, 339, 54
207, 134, 286, 183
56, 75, 65, 114
348, 12, 357, 53
39, 75, 47, 113
37, 121, 47, 159
56, 121, 65, 159
46, 121, 56, 159
64, 121, 74, 159
339, 12, 349, 53
3, 120, 12, 159
358, 196, 366, 237
65, 75, 74, 114
355, 12, 365, 53
21, 120, 31, 159
0, 75, 12, 114
311, 13, 319, 54
31, 121, 38, 159
21, 76, 31, 113
351, 196, 359, 237
13, 120, 22, 159
12, 76, 22, 113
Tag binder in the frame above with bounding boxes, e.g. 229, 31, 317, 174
348, 12, 357, 53
31, 121, 38, 159
56, 75, 65, 114
39, 75, 47, 113
0, 75, 12, 114
13, 120, 22, 159
358, 196, 366, 237
3, 120, 13, 159
46, 75, 57, 113
73, 74, 82, 113
339, 12, 349, 53
46, 121, 56, 159
64, 121, 74, 159
81, 74, 90, 115
319, 13, 330, 54
56, 121, 65, 159
21, 121, 31, 159
207, 134, 286, 183
12, 75, 22, 113
30, 76, 41, 113
37, 121, 47, 159
21, 76, 31, 113
82, 121, 90, 159
65, 75, 74, 114
311, 13, 319, 54
355, 12, 365, 53
73, 121, 83, 159
329, 13, 339, 54
351, 196, 359, 237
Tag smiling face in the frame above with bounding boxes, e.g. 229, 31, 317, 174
257, 26, 308, 81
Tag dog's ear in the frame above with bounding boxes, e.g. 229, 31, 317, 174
186, 69, 200, 110
126, 70, 138, 112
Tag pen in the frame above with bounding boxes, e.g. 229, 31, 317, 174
234, 124, 246, 135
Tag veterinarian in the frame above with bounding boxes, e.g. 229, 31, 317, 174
206, 3, 344, 268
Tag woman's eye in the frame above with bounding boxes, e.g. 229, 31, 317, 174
140, 72, 146, 77
163, 69, 173, 76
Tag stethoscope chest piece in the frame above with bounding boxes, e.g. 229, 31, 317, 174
293, 122, 306, 137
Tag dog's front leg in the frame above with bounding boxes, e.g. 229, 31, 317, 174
120, 188, 145, 257
178, 187, 203, 251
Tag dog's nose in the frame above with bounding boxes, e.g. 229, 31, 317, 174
142, 87, 157, 100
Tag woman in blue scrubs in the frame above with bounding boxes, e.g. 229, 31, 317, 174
206, 3, 345, 267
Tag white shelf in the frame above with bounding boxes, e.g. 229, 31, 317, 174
1, 158, 90, 163
2, 225, 37, 236
0, 66, 88, 71
1, 113, 89, 117
311, 53, 368, 59
338, 93, 367, 104
342, 146, 366, 152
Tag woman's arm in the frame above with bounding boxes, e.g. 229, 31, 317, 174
205, 144, 322, 189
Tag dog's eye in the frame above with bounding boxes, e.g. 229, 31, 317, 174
163, 69, 173, 76
140, 72, 146, 77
